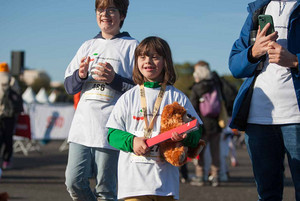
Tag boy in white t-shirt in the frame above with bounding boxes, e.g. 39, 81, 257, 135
106, 36, 203, 201
64, 0, 138, 200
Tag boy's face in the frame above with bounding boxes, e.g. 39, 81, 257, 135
96, 3, 124, 38
137, 50, 164, 83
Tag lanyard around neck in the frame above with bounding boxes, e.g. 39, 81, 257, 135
139, 83, 166, 138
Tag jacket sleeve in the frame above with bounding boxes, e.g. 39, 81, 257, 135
64, 42, 89, 95
108, 40, 138, 93
64, 69, 87, 95
229, 13, 262, 79
109, 73, 135, 93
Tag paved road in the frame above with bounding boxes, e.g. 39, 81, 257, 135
0, 140, 295, 201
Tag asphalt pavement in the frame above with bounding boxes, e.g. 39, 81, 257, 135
0, 140, 295, 201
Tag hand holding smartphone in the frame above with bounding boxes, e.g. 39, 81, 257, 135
258, 14, 275, 36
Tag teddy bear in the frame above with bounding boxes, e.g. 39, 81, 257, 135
159, 102, 205, 167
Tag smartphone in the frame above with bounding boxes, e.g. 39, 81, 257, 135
258, 14, 275, 35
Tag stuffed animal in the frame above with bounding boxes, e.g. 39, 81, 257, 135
159, 102, 205, 166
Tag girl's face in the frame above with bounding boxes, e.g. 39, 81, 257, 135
96, 3, 124, 39
137, 50, 164, 82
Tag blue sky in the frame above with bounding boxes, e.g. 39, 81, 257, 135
0, 0, 252, 82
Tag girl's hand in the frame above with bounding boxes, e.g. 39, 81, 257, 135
92, 62, 116, 83
268, 41, 299, 68
79, 56, 90, 79
171, 132, 187, 142
252, 23, 278, 59
133, 137, 149, 156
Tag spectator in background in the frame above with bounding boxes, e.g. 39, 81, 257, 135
229, 0, 300, 200
219, 121, 238, 182
63, 0, 138, 200
189, 61, 223, 187
0, 62, 22, 170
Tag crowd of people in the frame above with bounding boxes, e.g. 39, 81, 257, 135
1, 0, 299, 200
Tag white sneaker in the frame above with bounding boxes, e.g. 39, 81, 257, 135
208, 175, 219, 187
190, 176, 204, 186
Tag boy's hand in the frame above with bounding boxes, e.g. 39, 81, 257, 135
79, 56, 90, 79
268, 41, 299, 68
133, 137, 149, 156
252, 23, 278, 59
92, 62, 116, 83
171, 132, 187, 142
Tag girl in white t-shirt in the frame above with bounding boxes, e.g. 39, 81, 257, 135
106, 36, 203, 201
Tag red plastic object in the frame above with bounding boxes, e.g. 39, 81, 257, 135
145, 119, 198, 147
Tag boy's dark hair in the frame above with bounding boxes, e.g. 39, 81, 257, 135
133, 36, 177, 85
95, 0, 129, 28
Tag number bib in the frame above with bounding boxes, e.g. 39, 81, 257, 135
82, 77, 115, 102
130, 131, 164, 164
130, 145, 164, 164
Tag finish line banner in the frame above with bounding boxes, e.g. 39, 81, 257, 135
29, 104, 75, 140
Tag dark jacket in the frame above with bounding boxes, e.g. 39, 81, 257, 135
190, 72, 222, 135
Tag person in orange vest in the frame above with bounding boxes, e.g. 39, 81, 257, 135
73, 92, 80, 110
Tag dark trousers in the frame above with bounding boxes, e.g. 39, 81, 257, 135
180, 164, 188, 180
0, 117, 16, 162
198, 132, 221, 168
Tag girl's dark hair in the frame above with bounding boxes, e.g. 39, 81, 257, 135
133, 36, 177, 85
95, 0, 129, 28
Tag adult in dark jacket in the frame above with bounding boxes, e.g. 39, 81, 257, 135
189, 61, 223, 187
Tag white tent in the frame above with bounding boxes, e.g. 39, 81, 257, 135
22, 87, 36, 104
36, 88, 49, 104
48, 90, 57, 103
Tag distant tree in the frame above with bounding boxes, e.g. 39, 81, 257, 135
55, 85, 74, 103
31, 77, 51, 94
174, 62, 194, 97
221, 74, 244, 90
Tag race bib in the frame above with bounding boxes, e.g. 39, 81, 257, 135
130, 131, 164, 164
130, 145, 164, 164
82, 77, 115, 102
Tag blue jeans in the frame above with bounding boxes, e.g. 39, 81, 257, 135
65, 142, 119, 201
245, 124, 300, 201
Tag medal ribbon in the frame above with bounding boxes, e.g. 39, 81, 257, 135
139, 83, 166, 138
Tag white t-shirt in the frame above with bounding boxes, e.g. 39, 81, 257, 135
106, 85, 202, 200
65, 34, 138, 148
248, 0, 300, 124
